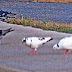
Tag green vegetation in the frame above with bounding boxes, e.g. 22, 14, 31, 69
6, 16, 72, 33
34, 0, 38, 2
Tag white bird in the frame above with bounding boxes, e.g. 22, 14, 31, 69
53, 36, 72, 55
0, 28, 14, 44
22, 37, 53, 55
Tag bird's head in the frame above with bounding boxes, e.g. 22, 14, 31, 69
22, 37, 26, 44
53, 44, 59, 52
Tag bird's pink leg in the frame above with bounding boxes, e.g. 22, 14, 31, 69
29, 50, 35, 54
60, 50, 71, 55
32, 51, 37, 55
29, 50, 37, 55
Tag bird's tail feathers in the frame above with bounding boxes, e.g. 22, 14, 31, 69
42, 37, 53, 45
47, 37, 53, 42
45, 37, 53, 42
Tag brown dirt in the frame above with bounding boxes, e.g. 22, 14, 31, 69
12, 0, 72, 3
2, 0, 72, 3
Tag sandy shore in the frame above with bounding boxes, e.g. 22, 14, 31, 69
0, 21, 72, 72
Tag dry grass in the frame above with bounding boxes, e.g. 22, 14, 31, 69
13, 0, 72, 3
5, 17, 72, 33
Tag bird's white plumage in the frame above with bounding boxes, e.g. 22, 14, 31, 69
22, 37, 53, 53
53, 36, 72, 50
63, 36, 72, 49
26, 37, 51, 49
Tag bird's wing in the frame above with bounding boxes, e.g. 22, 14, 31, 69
30, 38, 40, 48
30, 37, 52, 48
2, 28, 14, 36
63, 37, 72, 49
37, 37, 52, 45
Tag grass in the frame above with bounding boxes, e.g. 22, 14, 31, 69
23, 0, 72, 3
6, 16, 72, 33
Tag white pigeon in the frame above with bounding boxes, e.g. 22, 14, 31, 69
0, 28, 14, 44
53, 36, 72, 55
22, 37, 53, 55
